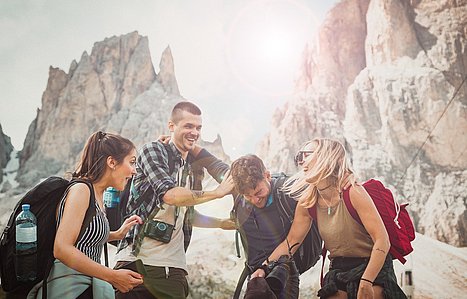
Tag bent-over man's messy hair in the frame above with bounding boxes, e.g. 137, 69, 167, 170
230, 154, 267, 195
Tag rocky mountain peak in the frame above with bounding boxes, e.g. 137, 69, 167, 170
15, 32, 228, 188
258, 0, 467, 247
0, 124, 14, 184
156, 45, 180, 95
17, 32, 158, 186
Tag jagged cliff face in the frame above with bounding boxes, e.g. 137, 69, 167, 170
0, 124, 14, 184
259, 0, 467, 246
16, 32, 181, 186
257, 0, 370, 172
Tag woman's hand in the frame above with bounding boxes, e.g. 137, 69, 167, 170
110, 269, 144, 293
357, 279, 375, 299
116, 215, 143, 239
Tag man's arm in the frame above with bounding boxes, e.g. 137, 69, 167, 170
163, 175, 234, 206
137, 141, 233, 207
190, 144, 230, 183
191, 209, 236, 230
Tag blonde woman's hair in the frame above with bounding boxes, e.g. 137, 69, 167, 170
284, 138, 356, 208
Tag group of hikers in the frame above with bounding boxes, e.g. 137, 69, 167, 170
26, 101, 408, 298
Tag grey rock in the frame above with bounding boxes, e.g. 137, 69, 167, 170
0, 124, 14, 184
259, 0, 467, 246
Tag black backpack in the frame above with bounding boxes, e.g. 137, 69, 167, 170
0, 177, 98, 298
232, 173, 323, 298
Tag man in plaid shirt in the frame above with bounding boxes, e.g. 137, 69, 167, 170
115, 101, 235, 298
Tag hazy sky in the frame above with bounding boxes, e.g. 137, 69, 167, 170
0, 0, 337, 158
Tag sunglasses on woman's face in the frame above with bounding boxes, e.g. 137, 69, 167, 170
294, 150, 314, 167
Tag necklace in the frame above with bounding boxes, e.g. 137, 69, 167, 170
318, 191, 341, 215
321, 197, 333, 215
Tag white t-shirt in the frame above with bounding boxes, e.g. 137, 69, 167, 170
116, 163, 190, 271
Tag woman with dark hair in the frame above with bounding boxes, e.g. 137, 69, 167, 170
28, 131, 144, 298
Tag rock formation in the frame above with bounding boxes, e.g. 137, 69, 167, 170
259, 0, 467, 246
17, 32, 182, 186
17, 32, 157, 186
257, 0, 370, 173
0, 124, 14, 184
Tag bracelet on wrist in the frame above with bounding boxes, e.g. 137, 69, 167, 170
360, 277, 374, 285
258, 264, 270, 275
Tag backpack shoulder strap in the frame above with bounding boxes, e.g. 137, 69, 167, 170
161, 142, 176, 175
306, 205, 328, 287
67, 179, 97, 242
231, 194, 248, 259
308, 205, 317, 221
274, 180, 293, 223
342, 185, 363, 225
42, 179, 101, 299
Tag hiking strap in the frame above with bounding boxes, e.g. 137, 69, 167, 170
76, 180, 97, 242
342, 187, 362, 225
308, 205, 328, 287
235, 230, 241, 258
319, 246, 327, 287
134, 206, 161, 256
272, 179, 297, 257
232, 194, 244, 259
133, 143, 177, 256
104, 243, 109, 267
162, 142, 176, 175
233, 265, 250, 299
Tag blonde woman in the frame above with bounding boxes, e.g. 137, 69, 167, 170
253, 138, 406, 299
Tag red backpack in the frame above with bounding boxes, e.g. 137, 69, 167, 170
309, 179, 415, 284
342, 179, 415, 263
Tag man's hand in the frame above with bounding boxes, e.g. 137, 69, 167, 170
214, 171, 234, 197
157, 135, 171, 144
251, 268, 266, 278
219, 218, 236, 230
341, 173, 357, 191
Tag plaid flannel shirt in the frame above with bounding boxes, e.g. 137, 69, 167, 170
117, 141, 230, 255
117, 141, 193, 255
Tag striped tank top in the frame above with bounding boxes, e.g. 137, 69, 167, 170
57, 182, 110, 263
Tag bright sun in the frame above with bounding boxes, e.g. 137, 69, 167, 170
226, 0, 319, 97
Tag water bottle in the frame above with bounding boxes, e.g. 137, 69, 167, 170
15, 204, 37, 281
103, 187, 120, 208
104, 187, 121, 233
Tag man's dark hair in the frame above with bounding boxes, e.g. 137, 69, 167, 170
171, 101, 202, 124
230, 154, 266, 194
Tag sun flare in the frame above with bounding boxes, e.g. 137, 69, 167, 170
226, 0, 319, 97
